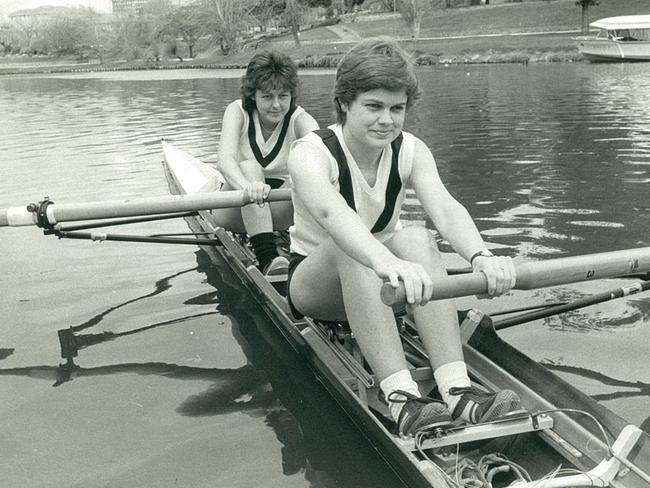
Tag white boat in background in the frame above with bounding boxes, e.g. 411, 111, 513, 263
574, 15, 650, 61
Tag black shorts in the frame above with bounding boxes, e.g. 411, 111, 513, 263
265, 178, 285, 189
286, 252, 307, 319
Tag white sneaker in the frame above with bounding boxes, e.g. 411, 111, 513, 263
264, 256, 289, 276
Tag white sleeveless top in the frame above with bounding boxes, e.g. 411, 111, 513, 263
235, 99, 305, 180
290, 124, 416, 256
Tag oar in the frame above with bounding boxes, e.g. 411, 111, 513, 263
0, 189, 292, 228
493, 280, 650, 330
380, 247, 650, 306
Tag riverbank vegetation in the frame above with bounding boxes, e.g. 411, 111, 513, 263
0, 0, 647, 73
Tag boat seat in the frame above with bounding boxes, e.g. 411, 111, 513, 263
315, 305, 408, 341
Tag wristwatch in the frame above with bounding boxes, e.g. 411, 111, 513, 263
469, 250, 494, 265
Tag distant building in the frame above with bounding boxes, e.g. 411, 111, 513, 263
111, 0, 148, 15
8, 6, 77, 22
111, 0, 190, 15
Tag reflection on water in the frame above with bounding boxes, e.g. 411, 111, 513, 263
1, 63, 650, 486
192, 246, 401, 486
0, 242, 402, 487
409, 63, 650, 258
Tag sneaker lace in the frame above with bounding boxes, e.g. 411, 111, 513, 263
387, 390, 441, 405
448, 386, 477, 397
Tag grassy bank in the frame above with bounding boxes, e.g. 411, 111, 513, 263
1, 0, 648, 74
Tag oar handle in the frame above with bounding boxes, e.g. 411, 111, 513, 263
380, 247, 650, 306
0, 189, 292, 228
380, 273, 488, 306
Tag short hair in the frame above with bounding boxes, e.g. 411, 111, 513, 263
240, 50, 299, 112
334, 38, 421, 124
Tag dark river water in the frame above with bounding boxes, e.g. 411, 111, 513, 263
0, 63, 649, 488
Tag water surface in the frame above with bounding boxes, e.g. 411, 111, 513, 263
1, 63, 649, 487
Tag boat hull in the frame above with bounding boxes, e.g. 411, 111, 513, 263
574, 38, 650, 61
161, 141, 650, 488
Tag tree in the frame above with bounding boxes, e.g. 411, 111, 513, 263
140, 0, 177, 61
395, 0, 433, 42
42, 9, 97, 56
111, 13, 156, 61
199, 0, 254, 55
280, 0, 309, 46
576, 0, 598, 34
11, 17, 43, 54
171, 6, 204, 59
373, 0, 396, 12
150, 2, 204, 60
0, 22, 20, 54
250, 0, 281, 32
87, 14, 116, 64
303, 0, 332, 6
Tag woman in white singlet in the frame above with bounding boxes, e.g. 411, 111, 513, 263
217, 50, 318, 275
286, 39, 520, 437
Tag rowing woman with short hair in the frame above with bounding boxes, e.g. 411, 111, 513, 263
217, 50, 318, 275
286, 38, 520, 436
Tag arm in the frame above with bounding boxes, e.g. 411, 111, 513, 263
410, 139, 515, 296
289, 141, 432, 304
217, 102, 252, 191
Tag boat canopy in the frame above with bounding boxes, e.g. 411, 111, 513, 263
590, 15, 650, 31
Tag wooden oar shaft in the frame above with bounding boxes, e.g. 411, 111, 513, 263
380, 247, 650, 306
0, 189, 292, 227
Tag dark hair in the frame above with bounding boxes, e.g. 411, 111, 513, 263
334, 38, 421, 124
240, 50, 299, 111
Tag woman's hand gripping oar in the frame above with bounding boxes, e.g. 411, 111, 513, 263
380, 246, 650, 306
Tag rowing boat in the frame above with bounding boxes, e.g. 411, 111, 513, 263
159, 141, 650, 488
1, 141, 647, 487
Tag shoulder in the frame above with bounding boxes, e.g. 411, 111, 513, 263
222, 100, 246, 124
289, 133, 333, 170
408, 134, 434, 161
293, 107, 319, 136
291, 131, 327, 154
395, 130, 418, 148
292, 105, 305, 117
395, 132, 435, 181
226, 99, 245, 113
393, 131, 421, 159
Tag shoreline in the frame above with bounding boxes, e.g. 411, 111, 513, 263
4, 0, 649, 76
0, 45, 586, 77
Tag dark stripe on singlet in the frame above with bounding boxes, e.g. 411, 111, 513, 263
314, 128, 403, 234
247, 106, 296, 168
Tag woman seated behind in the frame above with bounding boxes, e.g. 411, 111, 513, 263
217, 50, 318, 275
287, 38, 521, 437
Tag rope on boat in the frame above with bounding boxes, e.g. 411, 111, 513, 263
410, 406, 650, 488
413, 429, 533, 488
434, 452, 533, 488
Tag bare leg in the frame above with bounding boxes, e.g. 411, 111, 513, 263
289, 238, 408, 382
385, 226, 464, 369
291, 227, 517, 426
240, 160, 275, 236
290, 234, 454, 432
204, 162, 293, 233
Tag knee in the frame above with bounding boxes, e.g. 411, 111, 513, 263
391, 226, 445, 267
239, 160, 264, 181
395, 225, 434, 250
320, 238, 373, 275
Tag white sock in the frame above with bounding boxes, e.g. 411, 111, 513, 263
433, 361, 471, 413
379, 369, 420, 422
